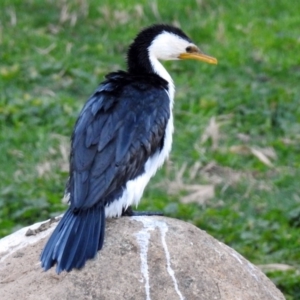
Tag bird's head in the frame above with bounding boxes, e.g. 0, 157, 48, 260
148, 25, 217, 64
127, 24, 217, 74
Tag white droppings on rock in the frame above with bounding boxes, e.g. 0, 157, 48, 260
135, 229, 151, 300
218, 241, 282, 300
132, 216, 184, 300
0, 217, 285, 300
159, 220, 184, 300
229, 249, 244, 265
219, 241, 255, 274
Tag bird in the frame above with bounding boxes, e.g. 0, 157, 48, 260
40, 24, 217, 273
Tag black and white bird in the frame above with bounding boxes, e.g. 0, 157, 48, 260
41, 24, 217, 273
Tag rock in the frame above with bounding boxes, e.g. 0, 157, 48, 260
0, 216, 284, 300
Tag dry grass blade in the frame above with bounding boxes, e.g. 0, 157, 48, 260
258, 264, 295, 272
134, 4, 144, 18
201, 116, 220, 150
7, 8, 17, 26
150, 1, 161, 20
36, 134, 70, 178
189, 161, 202, 180
113, 10, 130, 25
230, 145, 277, 167
236, 133, 251, 142
36, 161, 52, 177
250, 147, 274, 167
200, 115, 231, 151
156, 162, 215, 206
230, 145, 251, 155
35, 43, 57, 55
181, 185, 215, 205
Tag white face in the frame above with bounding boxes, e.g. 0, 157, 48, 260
148, 31, 195, 61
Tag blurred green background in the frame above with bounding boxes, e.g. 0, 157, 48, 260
0, 0, 299, 298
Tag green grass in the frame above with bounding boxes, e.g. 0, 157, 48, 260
1, 0, 300, 298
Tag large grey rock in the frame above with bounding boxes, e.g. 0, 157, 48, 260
0, 216, 284, 300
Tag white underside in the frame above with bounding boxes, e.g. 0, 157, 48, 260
105, 54, 175, 218
105, 113, 174, 218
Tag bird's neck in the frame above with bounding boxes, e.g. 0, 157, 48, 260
127, 47, 175, 103
148, 54, 175, 103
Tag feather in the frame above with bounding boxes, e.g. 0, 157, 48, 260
40, 205, 105, 273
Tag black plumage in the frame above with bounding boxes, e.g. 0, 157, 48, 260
40, 24, 217, 273
71, 72, 169, 209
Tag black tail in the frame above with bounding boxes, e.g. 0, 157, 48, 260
40, 205, 105, 273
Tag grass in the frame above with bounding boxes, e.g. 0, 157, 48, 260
1, 0, 300, 298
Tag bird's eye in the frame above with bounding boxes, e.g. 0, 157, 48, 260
186, 46, 193, 53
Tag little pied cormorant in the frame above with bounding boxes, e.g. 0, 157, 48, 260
41, 24, 217, 273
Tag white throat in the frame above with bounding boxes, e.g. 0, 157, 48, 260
147, 30, 192, 103
148, 54, 175, 103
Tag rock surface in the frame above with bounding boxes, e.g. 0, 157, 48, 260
0, 216, 284, 300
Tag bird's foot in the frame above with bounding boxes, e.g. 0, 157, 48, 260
122, 206, 163, 217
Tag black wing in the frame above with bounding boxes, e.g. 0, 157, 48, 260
67, 73, 170, 210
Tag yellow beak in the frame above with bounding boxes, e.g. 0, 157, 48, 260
179, 52, 217, 65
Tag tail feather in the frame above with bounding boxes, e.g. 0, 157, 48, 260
84, 207, 98, 258
40, 205, 105, 273
60, 209, 89, 271
40, 209, 74, 270
76, 205, 105, 264
69, 208, 96, 270
98, 208, 106, 250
